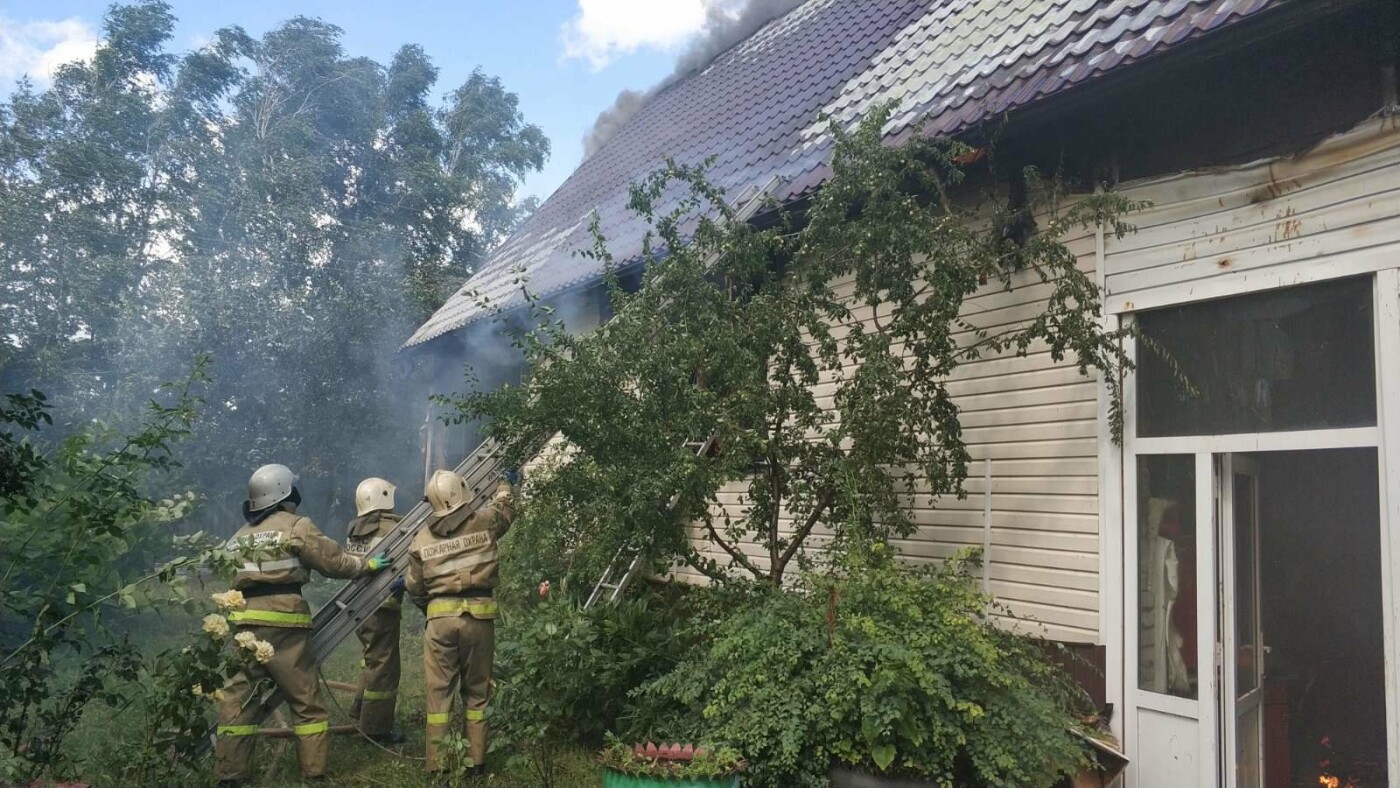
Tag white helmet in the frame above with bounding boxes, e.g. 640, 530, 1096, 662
425, 469, 473, 517
247, 464, 296, 512
355, 477, 397, 517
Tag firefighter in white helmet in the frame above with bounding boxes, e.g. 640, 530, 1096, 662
342, 477, 407, 743
405, 467, 517, 776
213, 464, 390, 784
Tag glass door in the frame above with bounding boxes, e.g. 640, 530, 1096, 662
1220, 454, 1263, 788
1126, 453, 1217, 788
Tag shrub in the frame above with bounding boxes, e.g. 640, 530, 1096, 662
635, 551, 1091, 787
633, 583, 829, 786
490, 588, 688, 787
98, 589, 273, 785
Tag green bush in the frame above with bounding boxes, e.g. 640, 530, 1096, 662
635, 552, 1091, 787
95, 590, 270, 785
490, 589, 688, 787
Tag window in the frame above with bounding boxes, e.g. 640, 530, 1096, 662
1137, 454, 1197, 699
1136, 277, 1374, 437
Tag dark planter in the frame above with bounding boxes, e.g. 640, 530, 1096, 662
600, 767, 740, 788
830, 767, 940, 788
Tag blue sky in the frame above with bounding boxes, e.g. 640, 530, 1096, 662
0, 1, 720, 200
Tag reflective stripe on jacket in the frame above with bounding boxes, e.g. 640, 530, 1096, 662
406, 481, 513, 619
425, 597, 499, 619
224, 508, 366, 628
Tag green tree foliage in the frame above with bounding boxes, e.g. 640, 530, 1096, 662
0, 1, 549, 525
0, 362, 221, 782
455, 105, 1140, 588
0, 3, 180, 397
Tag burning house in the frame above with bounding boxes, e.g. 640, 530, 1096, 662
404, 1, 1400, 785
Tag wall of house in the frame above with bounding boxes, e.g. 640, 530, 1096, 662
674, 221, 1105, 644
1100, 117, 1400, 786
673, 115, 1400, 646
1103, 117, 1400, 316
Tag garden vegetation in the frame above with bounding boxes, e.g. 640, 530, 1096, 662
454, 105, 1142, 786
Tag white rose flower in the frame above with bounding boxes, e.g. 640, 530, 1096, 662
202, 614, 230, 639
212, 590, 247, 611
234, 631, 258, 650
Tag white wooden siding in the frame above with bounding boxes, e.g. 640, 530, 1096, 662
1105, 116, 1400, 313
676, 228, 1105, 644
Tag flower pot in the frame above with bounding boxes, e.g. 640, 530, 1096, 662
601, 766, 741, 788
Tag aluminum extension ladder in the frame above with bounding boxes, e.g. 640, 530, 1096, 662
584, 432, 717, 609
202, 435, 510, 749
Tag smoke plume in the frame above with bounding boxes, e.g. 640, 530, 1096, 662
582, 88, 650, 160
582, 0, 806, 159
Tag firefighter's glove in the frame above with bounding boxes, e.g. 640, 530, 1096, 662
365, 553, 391, 573
503, 468, 520, 485
388, 576, 406, 593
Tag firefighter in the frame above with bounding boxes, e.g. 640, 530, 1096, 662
343, 476, 406, 744
214, 464, 390, 784
405, 467, 516, 776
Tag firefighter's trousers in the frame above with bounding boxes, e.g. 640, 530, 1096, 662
423, 613, 494, 772
350, 603, 401, 736
215, 625, 330, 780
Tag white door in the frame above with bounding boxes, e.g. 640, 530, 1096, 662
1220, 454, 1264, 788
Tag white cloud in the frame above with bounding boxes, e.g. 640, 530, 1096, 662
0, 15, 98, 86
561, 0, 709, 70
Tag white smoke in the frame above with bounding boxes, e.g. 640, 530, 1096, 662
581, 0, 805, 159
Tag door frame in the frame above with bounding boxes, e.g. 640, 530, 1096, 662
1117, 267, 1400, 787
1219, 453, 1263, 788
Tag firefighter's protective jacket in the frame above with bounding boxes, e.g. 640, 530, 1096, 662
225, 508, 367, 628
405, 480, 513, 620
345, 510, 404, 611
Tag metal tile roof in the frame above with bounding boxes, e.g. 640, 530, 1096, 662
406, 0, 1282, 347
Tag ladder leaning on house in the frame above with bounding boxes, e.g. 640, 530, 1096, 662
583, 174, 787, 610
584, 432, 718, 609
